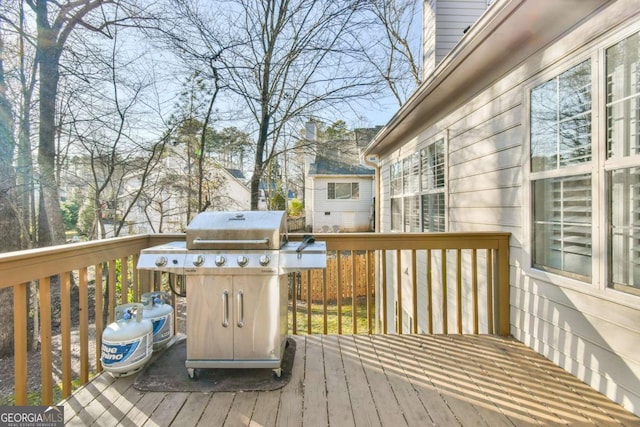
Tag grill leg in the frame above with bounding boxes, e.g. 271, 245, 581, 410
187, 368, 197, 380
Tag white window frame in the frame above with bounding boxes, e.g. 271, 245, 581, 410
327, 182, 359, 200
523, 23, 640, 301
389, 133, 448, 232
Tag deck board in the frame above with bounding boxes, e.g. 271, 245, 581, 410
170, 393, 210, 426
60, 335, 640, 426
302, 336, 328, 427
196, 392, 234, 426
335, 335, 382, 427
322, 336, 356, 427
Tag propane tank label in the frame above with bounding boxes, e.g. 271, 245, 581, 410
151, 313, 174, 342
101, 336, 151, 366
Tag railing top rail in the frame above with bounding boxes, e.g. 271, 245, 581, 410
288, 232, 511, 251
0, 231, 510, 289
0, 234, 183, 289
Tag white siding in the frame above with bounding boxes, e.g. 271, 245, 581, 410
422, 0, 437, 78
380, 2, 640, 415
309, 176, 374, 232
423, 0, 487, 79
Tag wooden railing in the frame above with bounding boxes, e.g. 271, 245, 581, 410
289, 232, 510, 337
0, 231, 509, 406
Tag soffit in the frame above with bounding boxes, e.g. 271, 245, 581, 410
364, 0, 612, 157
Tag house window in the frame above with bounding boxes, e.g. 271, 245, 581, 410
389, 138, 446, 232
528, 30, 640, 293
421, 140, 445, 232
328, 182, 359, 200
530, 60, 593, 280
606, 32, 640, 293
390, 162, 403, 231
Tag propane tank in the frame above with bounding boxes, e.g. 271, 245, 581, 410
101, 303, 153, 377
141, 291, 174, 349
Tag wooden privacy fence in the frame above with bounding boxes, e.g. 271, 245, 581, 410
295, 251, 375, 302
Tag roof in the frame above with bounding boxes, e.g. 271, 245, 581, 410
225, 168, 245, 180
364, 0, 612, 157
309, 156, 375, 176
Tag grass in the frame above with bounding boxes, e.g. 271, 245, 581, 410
289, 298, 373, 334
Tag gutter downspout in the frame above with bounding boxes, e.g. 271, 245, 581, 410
362, 153, 381, 333
362, 154, 380, 233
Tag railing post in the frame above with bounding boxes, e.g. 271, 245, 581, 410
497, 237, 511, 336
95, 263, 104, 372
40, 277, 53, 405
60, 271, 72, 399
411, 249, 417, 334
13, 282, 28, 405
381, 250, 387, 334
79, 267, 89, 383
396, 250, 402, 334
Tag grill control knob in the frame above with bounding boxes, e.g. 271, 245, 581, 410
193, 255, 205, 266
237, 255, 249, 267
215, 255, 226, 266
259, 255, 271, 266
155, 256, 168, 267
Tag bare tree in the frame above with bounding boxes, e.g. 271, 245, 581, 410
0, 29, 25, 356
221, 0, 382, 210
1, 0, 39, 249
361, 0, 422, 106
64, 18, 172, 238
152, 0, 233, 216
24, 0, 154, 246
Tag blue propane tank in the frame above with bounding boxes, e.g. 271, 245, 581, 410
141, 291, 174, 349
101, 303, 153, 377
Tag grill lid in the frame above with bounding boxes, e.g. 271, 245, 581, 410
186, 211, 287, 250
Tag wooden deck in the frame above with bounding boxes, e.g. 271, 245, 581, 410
62, 334, 640, 426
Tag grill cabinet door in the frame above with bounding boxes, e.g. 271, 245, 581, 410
233, 275, 285, 361
186, 275, 234, 360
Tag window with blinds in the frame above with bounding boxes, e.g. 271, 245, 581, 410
530, 60, 593, 280
421, 140, 445, 232
388, 138, 446, 232
528, 29, 640, 293
606, 31, 640, 293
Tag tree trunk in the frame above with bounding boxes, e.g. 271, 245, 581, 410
0, 35, 24, 356
36, 10, 66, 246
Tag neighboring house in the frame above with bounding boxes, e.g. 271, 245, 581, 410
64, 144, 251, 237
304, 122, 376, 232
364, 0, 640, 416
306, 155, 375, 232
109, 164, 251, 236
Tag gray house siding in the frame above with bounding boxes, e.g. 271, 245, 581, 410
376, 1, 640, 415
423, 0, 488, 78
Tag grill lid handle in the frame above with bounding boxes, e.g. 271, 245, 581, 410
296, 234, 316, 255
191, 238, 270, 246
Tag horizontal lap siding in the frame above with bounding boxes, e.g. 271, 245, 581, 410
433, 0, 487, 70
447, 87, 523, 234
436, 0, 486, 52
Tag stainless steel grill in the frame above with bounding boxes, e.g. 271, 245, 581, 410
137, 210, 326, 379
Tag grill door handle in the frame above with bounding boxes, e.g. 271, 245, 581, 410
192, 238, 270, 246
222, 290, 229, 327
236, 290, 244, 328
